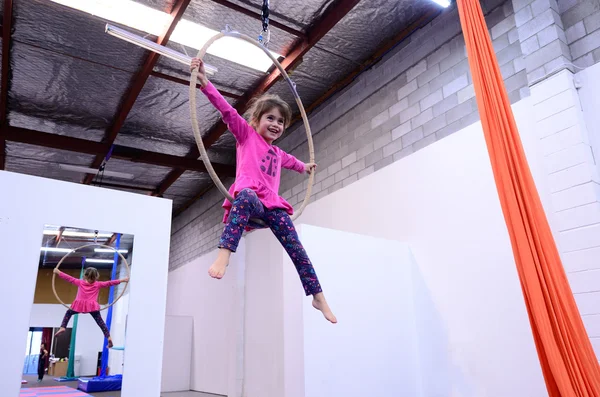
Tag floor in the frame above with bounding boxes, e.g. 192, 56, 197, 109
21, 375, 216, 396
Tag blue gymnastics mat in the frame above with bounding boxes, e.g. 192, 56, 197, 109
77, 375, 122, 392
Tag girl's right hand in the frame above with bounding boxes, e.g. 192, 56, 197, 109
53, 268, 60, 274
190, 57, 208, 88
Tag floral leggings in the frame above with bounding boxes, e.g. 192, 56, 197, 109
61, 309, 110, 338
219, 188, 322, 296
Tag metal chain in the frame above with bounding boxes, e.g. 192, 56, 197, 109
258, 0, 270, 47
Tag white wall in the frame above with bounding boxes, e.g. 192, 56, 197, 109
293, 225, 421, 397
0, 171, 172, 397
161, 315, 193, 392
165, 239, 246, 396
29, 304, 109, 376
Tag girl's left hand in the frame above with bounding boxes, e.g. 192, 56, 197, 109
53, 268, 59, 274
304, 162, 317, 174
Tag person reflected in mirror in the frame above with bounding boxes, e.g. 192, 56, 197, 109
37, 342, 48, 382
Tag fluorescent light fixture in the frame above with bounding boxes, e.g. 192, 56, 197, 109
86, 258, 116, 264
105, 24, 217, 74
41, 247, 73, 253
52, 0, 281, 72
58, 164, 135, 180
43, 230, 113, 238
94, 248, 128, 254
431, 0, 451, 7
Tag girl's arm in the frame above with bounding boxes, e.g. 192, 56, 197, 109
97, 276, 129, 289
280, 150, 307, 174
54, 269, 82, 286
192, 58, 250, 143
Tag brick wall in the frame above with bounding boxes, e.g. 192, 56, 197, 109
560, 0, 600, 68
169, 0, 529, 270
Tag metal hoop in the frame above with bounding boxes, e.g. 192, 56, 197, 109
52, 243, 131, 312
189, 30, 315, 227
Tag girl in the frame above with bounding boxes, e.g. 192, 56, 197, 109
53, 267, 129, 347
37, 342, 48, 382
191, 58, 337, 324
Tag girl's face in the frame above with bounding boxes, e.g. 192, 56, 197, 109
256, 107, 285, 144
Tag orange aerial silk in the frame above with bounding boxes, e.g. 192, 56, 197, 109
456, 0, 600, 395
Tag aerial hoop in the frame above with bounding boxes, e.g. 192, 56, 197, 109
52, 243, 130, 312
189, 29, 315, 226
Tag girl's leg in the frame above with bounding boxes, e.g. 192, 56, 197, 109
37, 358, 44, 381
55, 309, 76, 336
90, 311, 113, 347
210, 189, 265, 279
264, 209, 337, 323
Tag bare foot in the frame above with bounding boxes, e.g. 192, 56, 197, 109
54, 327, 66, 337
209, 248, 231, 279
312, 293, 337, 324
107, 338, 113, 348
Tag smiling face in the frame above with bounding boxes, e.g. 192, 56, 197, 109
256, 107, 285, 144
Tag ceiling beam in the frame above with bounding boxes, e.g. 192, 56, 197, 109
0, 0, 14, 170
208, 0, 306, 38
83, 0, 192, 184
154, 0, 362, 197
4, 126, 235, 177
149, 71, 241, 99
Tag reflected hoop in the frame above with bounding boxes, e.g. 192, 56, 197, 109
52, 243, 130, 312
189, 29, 315, 226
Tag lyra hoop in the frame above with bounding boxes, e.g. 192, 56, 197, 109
189, 29, 315, 227
52, 243, 131, 312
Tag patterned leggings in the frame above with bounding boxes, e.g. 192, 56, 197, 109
61, 309, 110, 339
219, 188, 322, 296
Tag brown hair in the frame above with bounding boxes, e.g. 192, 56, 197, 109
245, 94, 292, 130
84, 267, 99, 283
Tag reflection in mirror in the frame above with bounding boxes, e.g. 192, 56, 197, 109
22, 224, 133, 394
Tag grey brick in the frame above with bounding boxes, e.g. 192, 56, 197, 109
389, 98, 409, 117
412, 39, 437, 65
358, 166, 375, 180
443, 74, 468, 98
392, 145, 415, 162
562, 0, 600, 29
408, 83, 431, 106
397, 79, 418, 100
427, 45, 451, 66
348, 158, 365, 175
504, 70, 528, 93
357, 142, 374, 159
407, 59, 427, 82
439, 49, 464, 74
452, 58, 472, 79
509, 28, 520, 44
411, 108, 434, 129
373, 131, 392, 151
515, 5, 533, 27
371, 110, 390, 129
543, 55, 571, 74
417, 64, 441, 87
392, 121, 412, 140
558, 0, 578, 14
321, 174, 335, 190
487, 5, 508, 31
379, 114, 402, 134
527, 39, 571, 70
513, 0, 531, 13
343, 174, 358, 188
365, 149, 383, 167
457, 84, 475, 104
334, 168, 350, 184
382, 136, 404, 158
573, 52, 595, 68
374, 156, 394, 172
420, 89, 443, 111
435, 120, 462, 140
500, 61, 516, 79
400, 103, 420, 123
537, 25, 563, 47
433, 94, 459, 117
491, 15, 516, 39
423, 114, 447, 136
413, 134, 438, 151
527, 66, 546, 84
327, 160, 342, 175
401, 127, 424, 147
504, 0, 515, 16
460, 110, 481, 127
584, 11, 600, 34
328, 181, 343, 195
566, 21, 586, 44
531, 0, 557, 16
342, 152, 357, 168
593, 46, 600, 63
446, 98, 477, 125
518, 9, 562, 41
493, 33, 510, 53
514, 55, 526, 72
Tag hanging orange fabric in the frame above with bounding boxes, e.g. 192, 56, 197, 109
456, 0, 600, 395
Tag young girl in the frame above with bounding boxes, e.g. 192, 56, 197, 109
53, 267, 129, 347
37, 342, 48, 382
191, 58, 337, 324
